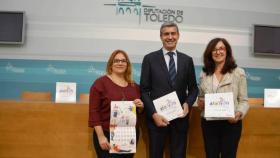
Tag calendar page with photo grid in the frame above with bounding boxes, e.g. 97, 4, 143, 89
109, 101, 136, 154
110, 127, 136, 153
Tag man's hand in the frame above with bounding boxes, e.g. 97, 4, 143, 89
179, 102, 189, 118
152, 113, 169, 127
197, 97, 205, 110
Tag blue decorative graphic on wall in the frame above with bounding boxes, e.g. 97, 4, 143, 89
104, 0, 155, 24
0, 59, 279, 100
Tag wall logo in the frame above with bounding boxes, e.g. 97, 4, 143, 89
104, 0, 183, 24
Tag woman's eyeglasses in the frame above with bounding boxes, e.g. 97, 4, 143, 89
113, 59, 127, 64
212, 47, 226, 53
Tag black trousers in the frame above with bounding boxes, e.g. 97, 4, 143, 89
93, 129, 139, 158
201, 118, 242, 158
148, 117, 189, 158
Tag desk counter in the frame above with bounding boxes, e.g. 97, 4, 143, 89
0, 100, 279, 158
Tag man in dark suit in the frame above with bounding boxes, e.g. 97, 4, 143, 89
140, 22, 198, 158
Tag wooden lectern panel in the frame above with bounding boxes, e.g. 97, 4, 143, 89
21, 91, 52, 101
248, 98, 264, 106
79, 93, 89, 103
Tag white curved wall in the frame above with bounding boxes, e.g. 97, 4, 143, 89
1, 0, 280, 68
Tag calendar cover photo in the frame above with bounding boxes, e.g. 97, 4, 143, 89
204, 92, 235, 120
109, 101, 137, 154
153, 91, 183, 121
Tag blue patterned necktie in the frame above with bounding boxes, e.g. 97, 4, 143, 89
167, 52, 176, 86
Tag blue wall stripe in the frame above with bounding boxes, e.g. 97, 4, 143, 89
0, 59, 279, 99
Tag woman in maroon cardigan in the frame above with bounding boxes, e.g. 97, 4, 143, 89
88, 49, 144, 158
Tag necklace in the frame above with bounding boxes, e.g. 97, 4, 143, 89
107, 75, 128, 101
107, 74, 128, 87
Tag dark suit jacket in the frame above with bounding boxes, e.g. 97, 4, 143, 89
140, 49, 198, 129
